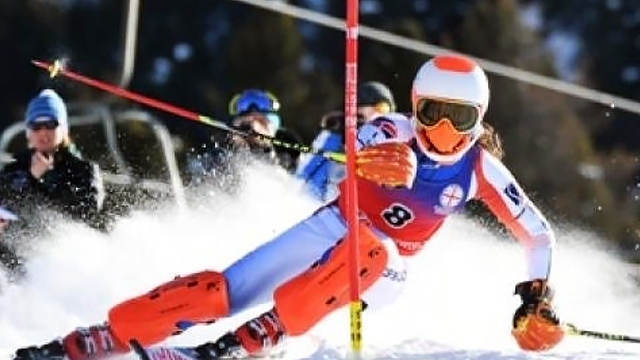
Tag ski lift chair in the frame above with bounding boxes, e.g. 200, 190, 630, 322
0, 103, 186, 229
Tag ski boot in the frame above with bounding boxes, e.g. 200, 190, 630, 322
13, 339, 66, 360
194, 309, 286, 359
13, 323, 129, 360
194, 332, 246, 359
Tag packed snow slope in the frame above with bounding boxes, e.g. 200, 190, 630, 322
0, 163, 639, 359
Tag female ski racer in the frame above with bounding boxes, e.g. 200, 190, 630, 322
14, 54, 564, 360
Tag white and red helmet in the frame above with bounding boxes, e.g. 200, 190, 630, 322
411, 54, 490, 163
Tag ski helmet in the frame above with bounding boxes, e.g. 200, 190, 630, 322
358, 81, 396, 112
411, 54, 489, 163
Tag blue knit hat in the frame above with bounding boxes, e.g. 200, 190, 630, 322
24, 89, 68, 134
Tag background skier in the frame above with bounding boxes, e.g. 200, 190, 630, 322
296, 81, 397, 201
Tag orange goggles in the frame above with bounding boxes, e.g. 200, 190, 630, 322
415, 99, 479, 132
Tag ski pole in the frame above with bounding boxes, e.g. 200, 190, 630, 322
31, 59, 347, 164
564, 323, 640, 344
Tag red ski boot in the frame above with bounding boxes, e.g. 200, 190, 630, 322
194, 309, 286, 359
14, 323, 130, 360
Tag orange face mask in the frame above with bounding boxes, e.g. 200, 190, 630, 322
417, 119, 471, 155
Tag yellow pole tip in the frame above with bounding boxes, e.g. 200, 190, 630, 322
48, 60, 64, 78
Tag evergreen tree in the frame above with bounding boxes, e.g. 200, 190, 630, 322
453, 0, 629, 248
0, 1, 67, 129
223, 9, 340, 141
531, 0, 640, 152
359, 19, 428, 113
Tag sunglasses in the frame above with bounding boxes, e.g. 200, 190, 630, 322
229, 91, 280, 116
28, 120, 59, 131
415, 99, 479, 132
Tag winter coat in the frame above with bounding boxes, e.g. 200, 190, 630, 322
185, 127, 302, 192
0, 145, 104, 229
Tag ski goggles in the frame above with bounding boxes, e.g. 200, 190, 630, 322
233, 112, 281, 132
415, 98, 479, 132
28, 119, 59, 131
229, 90, 281, 117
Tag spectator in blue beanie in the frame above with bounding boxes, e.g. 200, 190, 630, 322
0, 89, 104, 231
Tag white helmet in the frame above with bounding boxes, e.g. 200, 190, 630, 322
411, 54, 490, 163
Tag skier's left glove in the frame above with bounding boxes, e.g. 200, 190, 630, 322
511, 279, 564, 351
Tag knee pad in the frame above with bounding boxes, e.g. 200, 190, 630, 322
361, 238, 407, 311
274, 222, 388, 336
108, 270, 230, 346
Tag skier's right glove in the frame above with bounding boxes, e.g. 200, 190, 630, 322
511, 279, 564, 351
356, 142, 417, 188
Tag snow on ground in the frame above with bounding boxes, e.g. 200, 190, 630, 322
0, 163, 639, 359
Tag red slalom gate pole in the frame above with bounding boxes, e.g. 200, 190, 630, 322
344, 0, 361, 357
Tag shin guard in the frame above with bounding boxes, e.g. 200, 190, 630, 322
108, 271, 230, 346
274, 222, 388, 335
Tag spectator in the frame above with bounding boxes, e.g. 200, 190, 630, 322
296, 81, 397, 201
185, 89, 302, 191
0, 89, 104, 232
356, 81, 397, 122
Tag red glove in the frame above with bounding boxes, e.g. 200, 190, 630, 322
511, 279, 564, 351
356, 142, 417, 188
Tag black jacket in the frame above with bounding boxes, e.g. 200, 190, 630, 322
0, 146, 104, 226
185, 127, 302, 191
